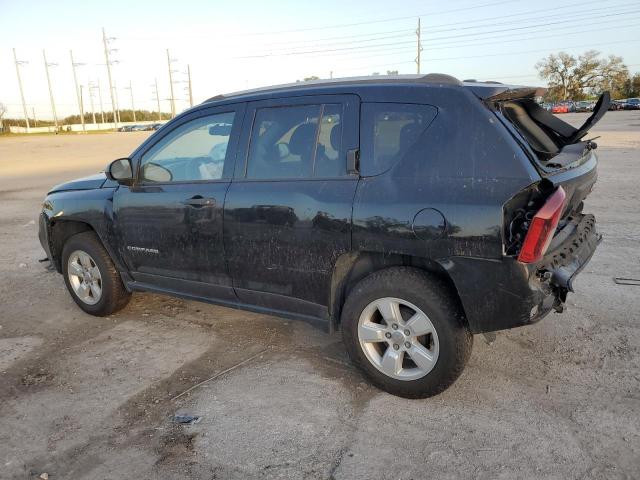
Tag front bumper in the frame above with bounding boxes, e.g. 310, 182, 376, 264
38, 212, 53, 261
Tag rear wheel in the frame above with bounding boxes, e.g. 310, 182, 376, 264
341, 267, 472, 398
62, 231, 131, 316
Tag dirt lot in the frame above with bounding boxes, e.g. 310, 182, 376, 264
1, 113, 639, 479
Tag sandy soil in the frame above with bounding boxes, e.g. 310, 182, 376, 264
0, 114, 638, 479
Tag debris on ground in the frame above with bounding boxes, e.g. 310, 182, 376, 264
39, 473, 49, 480
613, 277, 640, 286
482, 332, 497, 345
173, 414, 201, 425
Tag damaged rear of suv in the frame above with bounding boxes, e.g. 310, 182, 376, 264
494, 87, 606, 319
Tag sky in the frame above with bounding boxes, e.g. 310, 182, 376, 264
1, 0, 639, 120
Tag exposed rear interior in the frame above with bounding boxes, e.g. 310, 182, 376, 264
496, 91, 610, 164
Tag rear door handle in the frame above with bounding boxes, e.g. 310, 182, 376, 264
184, 196, 216, 207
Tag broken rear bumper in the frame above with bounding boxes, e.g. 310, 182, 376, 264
441, 214, 600, 333
542, 214, 601, 308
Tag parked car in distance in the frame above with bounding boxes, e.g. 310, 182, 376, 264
575, 101, 594, 112
38, 74, 607, 398
118, 125, 134, 132
624, 98, 640, 110
609, 100, 625, 111
551, 103, 569, 113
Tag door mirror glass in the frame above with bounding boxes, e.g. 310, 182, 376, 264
106, 158, 133, 184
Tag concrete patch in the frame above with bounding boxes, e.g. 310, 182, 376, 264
0, 319, 211, 478
184, 354, 360, 479
0, 336, 43, 371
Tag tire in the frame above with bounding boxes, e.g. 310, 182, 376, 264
341, 267, 472, 399
61, 231, 131, 316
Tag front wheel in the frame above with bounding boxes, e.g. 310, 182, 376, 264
61, 231, 131, 316
341, 267, 472, 399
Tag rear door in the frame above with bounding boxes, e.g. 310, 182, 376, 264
113, 104, 245, 300
224, 94, 359, 318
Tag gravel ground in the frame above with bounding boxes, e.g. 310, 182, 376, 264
0, 112, 639, 479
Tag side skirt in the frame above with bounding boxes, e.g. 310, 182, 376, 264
125, 280, 331, 333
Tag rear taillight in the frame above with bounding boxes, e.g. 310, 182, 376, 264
518, 186, 567, 263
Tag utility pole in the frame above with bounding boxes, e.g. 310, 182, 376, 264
113, 80, 121, 123
154, 78, 161, 121
415, 18, 422, 75
80, 85, 86, 126
43, 50, 59, 131
187, 65, 193, 107
126, 80, 136, 122
32, 107, 37, 127
70, 50, 86, 132
96, 80, 105, 123
102, 27, 119, 128
167, 49, 176, 117
330, 70, 333, 79
88, 82, 97, 124
13, 48, 30, 131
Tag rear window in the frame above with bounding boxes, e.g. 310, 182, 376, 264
360, 103, 437, 176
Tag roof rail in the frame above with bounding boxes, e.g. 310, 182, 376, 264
420, 73, 463, 85
203, 73, 464, 103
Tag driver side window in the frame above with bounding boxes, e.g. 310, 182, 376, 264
140, 111, 236, 183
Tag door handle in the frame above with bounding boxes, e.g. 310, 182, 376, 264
184, 196, 216, 207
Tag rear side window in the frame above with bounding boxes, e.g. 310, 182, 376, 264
246, 103, 345, 179
360, 103, 437, 176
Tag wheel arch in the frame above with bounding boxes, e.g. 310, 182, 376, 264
48, 219, 125, 279
329, 252, 468, 332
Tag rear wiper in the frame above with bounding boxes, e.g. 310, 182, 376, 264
585, 136, 600, 151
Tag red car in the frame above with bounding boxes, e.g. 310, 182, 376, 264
551, 103, 569, 114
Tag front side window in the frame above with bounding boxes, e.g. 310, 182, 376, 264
245, 103, 345, 179
140, 111, 236, 183
360, 103, 437, 176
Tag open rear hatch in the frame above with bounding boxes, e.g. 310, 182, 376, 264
483, 87, 609, 307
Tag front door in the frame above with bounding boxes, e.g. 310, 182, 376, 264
224, 95, 359, 317
114, 104, 245, 300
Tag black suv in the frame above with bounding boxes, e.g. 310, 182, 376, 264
38, 74, 606, 398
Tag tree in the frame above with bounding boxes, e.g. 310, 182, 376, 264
0, 102, 6, 131
622, 73, 640, 98
386, 70, 399, 75
536, 50, 628, 101
303, 75, 320, 81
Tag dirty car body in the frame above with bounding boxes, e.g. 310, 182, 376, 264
39, 74, 606, 397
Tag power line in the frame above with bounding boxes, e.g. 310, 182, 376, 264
258, 1, 636, 52
323, 18, 640, 63
238, 8, 640, 59
241, 0, 522, 36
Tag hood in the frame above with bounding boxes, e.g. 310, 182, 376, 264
49, 172, 108, 193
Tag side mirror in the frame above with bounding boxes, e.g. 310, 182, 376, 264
105, 158, 134, 185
